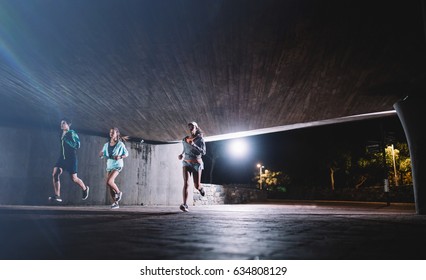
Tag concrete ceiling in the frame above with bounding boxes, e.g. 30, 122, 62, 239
1, 0, 425, 142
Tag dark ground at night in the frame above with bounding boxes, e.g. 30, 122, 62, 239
1, 200, 424, 260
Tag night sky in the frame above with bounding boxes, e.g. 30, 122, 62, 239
203, 115, 407, 185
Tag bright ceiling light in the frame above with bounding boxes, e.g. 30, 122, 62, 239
228, 138, 248, 158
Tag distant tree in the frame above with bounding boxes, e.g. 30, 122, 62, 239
324, 148, 352, 191
385, 142, 412, 186
357, 149, 384, 187
398, 143, 412, 184
253, 169, 291, 192
357, 142, 412, 187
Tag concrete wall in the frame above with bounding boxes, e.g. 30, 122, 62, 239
0, 126, 185, 206
194, 184, 268, 205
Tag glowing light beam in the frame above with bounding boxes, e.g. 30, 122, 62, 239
228, 138, 249, 158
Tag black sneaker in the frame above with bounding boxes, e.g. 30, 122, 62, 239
199, 187, 205, 196
82, 186, 89, 200
49, 195, 62, 203
179, 204, 189, 212
115, 191, 122, 202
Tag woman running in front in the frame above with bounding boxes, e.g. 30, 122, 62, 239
178, 122, 206, 212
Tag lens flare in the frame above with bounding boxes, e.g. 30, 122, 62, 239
228, 138, 248, 158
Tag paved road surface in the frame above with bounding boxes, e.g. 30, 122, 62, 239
0, 200, 424, 260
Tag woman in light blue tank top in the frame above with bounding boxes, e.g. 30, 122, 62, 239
100, 127, 129, 209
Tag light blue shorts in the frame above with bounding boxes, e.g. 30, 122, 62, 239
107, 167, 123, 173
106, 159, 123, 173
182, 160, 204, 172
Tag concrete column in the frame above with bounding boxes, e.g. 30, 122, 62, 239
394, 96, 426, 214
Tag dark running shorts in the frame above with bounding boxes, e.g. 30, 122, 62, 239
55, 156, 78, 174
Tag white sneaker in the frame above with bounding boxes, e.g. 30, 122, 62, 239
111, 202, 119, 209
82, 186, 89, 200
179, 204, 189, 212
49, 195, 62, 203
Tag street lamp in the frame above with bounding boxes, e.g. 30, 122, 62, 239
257, 163, 264, 189
390, 144, 399, 186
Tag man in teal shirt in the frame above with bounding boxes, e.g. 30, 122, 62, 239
49, 118, 89, 203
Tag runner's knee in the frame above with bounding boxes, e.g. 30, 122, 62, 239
107, 179, 115, 187
53, 170, 61, 182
